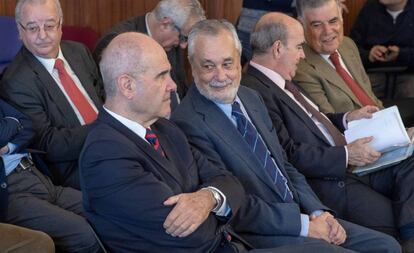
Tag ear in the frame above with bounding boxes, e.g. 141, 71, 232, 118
272, 40, 283, 59
117, 74, 136, 100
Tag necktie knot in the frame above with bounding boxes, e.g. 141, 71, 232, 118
145, 128, 164, 156
284, 80, 298, 94
329, 52, 341, 67
54, 58, 65, 73
231, 101, 243, 117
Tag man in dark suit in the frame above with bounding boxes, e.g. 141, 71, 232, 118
241, 11, 414, 252
79, 31, 330, 253
1, 0, 104, 189
171, 19, 400, 252
94, 0, 205, 100
0, 99, 101, 252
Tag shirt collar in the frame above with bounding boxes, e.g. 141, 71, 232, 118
250, 61, 286, 89
35, 48, 65, 74
213, 96, 242, 119
103, 106, 147, 140
145, 12, 153, 38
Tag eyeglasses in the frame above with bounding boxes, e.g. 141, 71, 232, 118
19, 19, 61, 35
173, 25, 188, 44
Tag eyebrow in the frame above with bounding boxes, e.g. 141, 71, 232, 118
156, 69, 170, 79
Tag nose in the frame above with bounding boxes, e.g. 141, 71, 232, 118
299, 48, 305, 59
38, 27, 47, 39
215, 67, 227, 82
166, 75, 177, 92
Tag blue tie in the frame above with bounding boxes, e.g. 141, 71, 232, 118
232, 101, 294, 202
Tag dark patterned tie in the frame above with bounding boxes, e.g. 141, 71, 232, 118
329, 52, 375, 106
145, 128, 165, 157
232, 101, 294, 202
285, 81, 347, 146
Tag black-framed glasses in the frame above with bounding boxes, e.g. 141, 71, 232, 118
173, 25, 188, 44
19, 19, 61, 35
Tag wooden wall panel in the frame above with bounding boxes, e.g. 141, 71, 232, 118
0, 0, 365, 37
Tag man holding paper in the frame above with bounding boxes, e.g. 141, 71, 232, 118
241, 11, 414, 252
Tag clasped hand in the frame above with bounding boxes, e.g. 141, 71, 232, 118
309, 212, 347, 245
163, 189, 215, 238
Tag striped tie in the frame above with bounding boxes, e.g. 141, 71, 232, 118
232, 101, 293, 202
145, 128, 165, 157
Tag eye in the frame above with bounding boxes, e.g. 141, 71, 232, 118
27, 26, 39, 33
203, 64, 214, 71
223, 61, 233, 69
311, 22, 322, 29
44, 23, 56, 30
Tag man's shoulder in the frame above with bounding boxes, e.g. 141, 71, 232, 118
112, 15, 146, 34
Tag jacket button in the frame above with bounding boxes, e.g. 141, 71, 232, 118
1, 182, 7, 189
338, 181, 345, 188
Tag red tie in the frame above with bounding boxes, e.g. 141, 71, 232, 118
145, 128, 165, 157
54, 59, 97, 124
329, 52, 375, 106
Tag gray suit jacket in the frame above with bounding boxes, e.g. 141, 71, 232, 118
294, 37, 383, 114
172, 85, 328, 243
1, 41, 104, 189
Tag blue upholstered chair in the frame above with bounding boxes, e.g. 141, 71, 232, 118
0, 16, 22, 75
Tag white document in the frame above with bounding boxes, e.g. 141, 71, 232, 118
344, 106, 410, 152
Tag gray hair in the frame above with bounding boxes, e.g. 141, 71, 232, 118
250, 22, 288, 55
296, 0, 341, 21
15, 0, 63, 24
187, 19, 242, 61
99, 33, 148, 98
153, 0, 205, 29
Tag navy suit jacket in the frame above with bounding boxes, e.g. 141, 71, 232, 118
79, 109, 245, 252
241, 65, 354, 214
1, 41, 104, 189
0, 99, 34, 221
171, 85, 328, 242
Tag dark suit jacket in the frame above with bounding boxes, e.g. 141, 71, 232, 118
1, 41, 104, 189
79, 109, 245, 253
171, 85, 328, 242
242, 65, 375, 216
93, 15, 188, 98
0, 99, 34, 221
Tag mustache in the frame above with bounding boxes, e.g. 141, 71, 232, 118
209, 79, 232, 88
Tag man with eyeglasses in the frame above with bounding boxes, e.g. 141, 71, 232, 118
93, 0, 206, 102
1, 0, 104, 190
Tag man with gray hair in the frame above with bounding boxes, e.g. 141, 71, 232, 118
94, 0, 205, 100
1, 0, 104, 189
242, 10, 414, 252
293, 0, 384, 115
172, 18, 400, 252
80, 31, 325, 253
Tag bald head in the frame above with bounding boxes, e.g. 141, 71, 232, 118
251, 12, 302, 56
100, 32, 165, 98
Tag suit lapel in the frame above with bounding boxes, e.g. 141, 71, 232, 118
246, 66, 332, 145
303, 44, 362, 107
190, 86, 283, 197
61, 42, 102, 107
99, 109, 185, 189
22, 47, 80, 126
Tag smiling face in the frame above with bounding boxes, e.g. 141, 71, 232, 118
190, 30, 241, 104
302, 0, 343, 55
18, 0, 62, 58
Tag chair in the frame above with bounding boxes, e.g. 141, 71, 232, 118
62, 25, 99, 52
0, 16, 22, 75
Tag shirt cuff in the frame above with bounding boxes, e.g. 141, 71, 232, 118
7, 143, 17, 154
300, 213, 310, 236
344, 146, 349, 167
205, 186, 231, 217
342, 112, 350, 129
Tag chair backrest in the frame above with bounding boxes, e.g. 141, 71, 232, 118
0, 16, 22, 74
62, 25, 99, 52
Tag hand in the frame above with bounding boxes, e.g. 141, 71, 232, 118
346, 137, 381, 167
163, 189, 216, 237
369, 45, 388, 62
339, 0, 349, 13
346, 106, 379, 122
308, 212, 332, 243
385, 45, 400, 61
0, 145, 9, 156
326, 216, 347, 245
